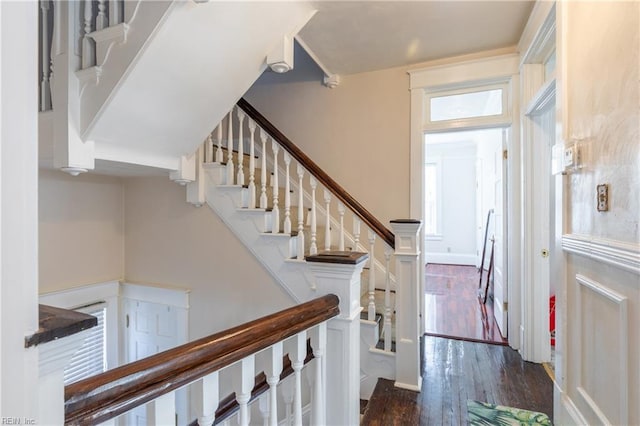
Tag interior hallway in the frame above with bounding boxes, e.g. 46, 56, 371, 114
424, 263, 507, 345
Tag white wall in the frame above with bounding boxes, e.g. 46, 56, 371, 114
424, 141, 477, 265
555, 2, 640, 425
39, 169, 124, 293
123, 177, 294, 340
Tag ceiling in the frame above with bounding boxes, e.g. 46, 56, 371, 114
297, 1, 535, 75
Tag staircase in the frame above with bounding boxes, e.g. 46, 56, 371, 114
40, 0, 315, 174
183, 99, 423, 399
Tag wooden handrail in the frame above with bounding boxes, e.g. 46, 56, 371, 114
237, 98, 395, 249
65, 294, 339, 425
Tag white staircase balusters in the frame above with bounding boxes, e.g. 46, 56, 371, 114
216, 124, 223, 163
96, 0, 107, 30
267, 342, 283, 426
367, 230, 376, 321
109, 0, 123, 26
236, 355, 255, 426
82, 0, 95, 69
384, 246, 393, 352
353, 217, 361, 250
323, 190, 331, 251
226, 109, 235, 185
259, 129, 268, 209
271, 141, 280, 233
280, 377, 294, 426
205, 134, 213, 163
40, 0, 51, 112
311, 323, 327, 426
296, 164, 305, 260
236, 108, 245, 185
309, 177, 318, 255
292, 332, 307, 426
147, 391, 175, 425
196, 371, 219, 426
248, 119, 257, 209
337, 202, 345, 251
283, 152, 292, 234
258, 394, 270, 426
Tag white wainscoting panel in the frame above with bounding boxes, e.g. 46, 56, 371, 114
563, 234, 640, 275
575, 274, 628, 426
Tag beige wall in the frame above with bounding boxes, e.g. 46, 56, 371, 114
566, 2, 639, 242
123, 177, 293, 340
245, 46, 411, 227
39, 169, 124, 293
560, 2, 639, 425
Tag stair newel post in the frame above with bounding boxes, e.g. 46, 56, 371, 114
353, 217, 361, 249
383, 246, 393, 352
390, 219, 423, 391
215, 123, 223, 163
305, 252, 368, 426
235, 354, 255, 426
309, 176, 318, 255
266, 342, 283, 426
205, 134, 213, 163
226, 108, 235, 185
196, 371, 219, 426
310, 322, 327, 426
259, 129, 268, 209
271, 141, 280, 233
283, 152, 292, 234
96, 0, 107, 30
247, 119, 257, 209
292, 331, 307, 426
82, 0, 95, 69
323, 190, 331, 250
40, 0, 51, 111
367, 230, 377, 321
338, 202, 345, 251
296, 164, 305, 260
236, 108, 245, 185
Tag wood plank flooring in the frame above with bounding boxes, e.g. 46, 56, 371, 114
425, 264, 507, 345
361, 336, 554, 425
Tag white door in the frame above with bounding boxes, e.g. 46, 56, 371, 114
123, 299, 184, 425
492, 129, 508, 337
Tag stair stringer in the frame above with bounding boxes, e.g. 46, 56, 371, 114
203, 164, 317, 304
83, 2, 316, 171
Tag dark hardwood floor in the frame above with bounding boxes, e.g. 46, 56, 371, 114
425, 263, 507, 345
361, 336, 554, 425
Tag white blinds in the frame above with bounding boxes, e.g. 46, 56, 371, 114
63, 303, 107, 385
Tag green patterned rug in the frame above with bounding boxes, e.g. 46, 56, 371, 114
467, 400, 552, 425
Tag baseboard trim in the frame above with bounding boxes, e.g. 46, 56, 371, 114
425, 252, 476, 266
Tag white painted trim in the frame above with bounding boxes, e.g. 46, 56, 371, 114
563, 234, 640, 275
425, 253, 476, 266
518, 2, 557, 66
120, 282, 190, 309
39, 280, 120, 308
561, 393, 590, 426
575, 274, 629, 425
409, 53, 520, 348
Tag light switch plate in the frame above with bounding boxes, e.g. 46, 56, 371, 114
597, 184, 608, 212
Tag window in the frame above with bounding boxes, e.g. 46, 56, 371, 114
430, 89, 503, 122
424, 162, 439, 235
63, 303, 107, 384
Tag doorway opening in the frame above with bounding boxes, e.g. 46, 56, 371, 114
424, 127, 509, 345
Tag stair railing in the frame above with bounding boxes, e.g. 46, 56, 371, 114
65, 295, 338, 426
199, 99, 398, 354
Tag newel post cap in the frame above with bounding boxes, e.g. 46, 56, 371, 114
390, 219, 422, 255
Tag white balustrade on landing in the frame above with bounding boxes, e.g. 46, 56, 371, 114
367, 230, 377, 321
259, 129, 268, 209
236, 108, 246, 186
296, 164, 306, 260
226, 109, 235, 185
323, 190, 331, 251
248, 119, 257, 209
216, 124, 224, 163
309, 176, 318, 255
271, 141, 280, 233
283, 152, 292, 234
